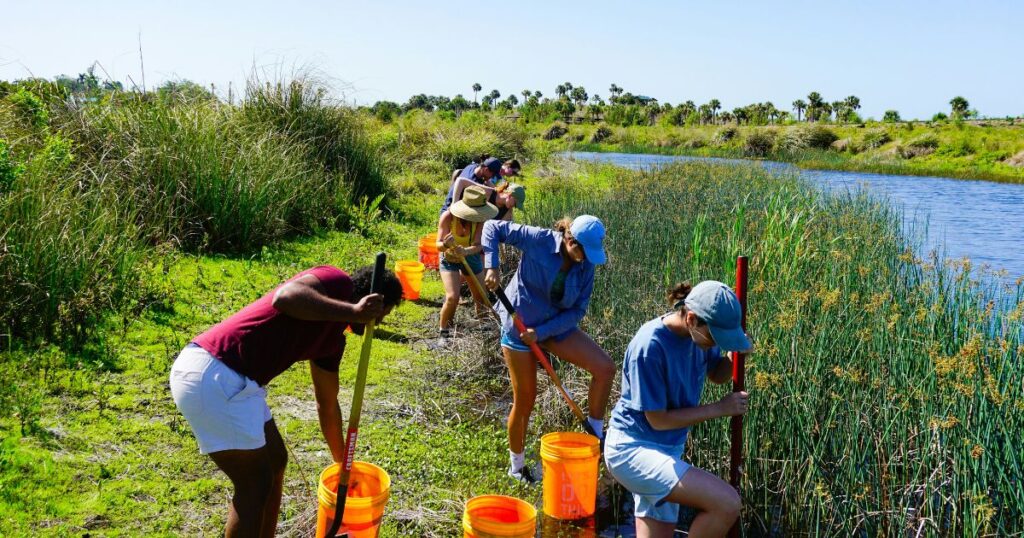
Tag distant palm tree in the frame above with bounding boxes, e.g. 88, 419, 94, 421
521, 89, 531, 106
489, 89, 501, 103
609, 83, 623, 104
764, 102, 778, 124
831, 100, 845, 122
806, 92, 824, 122
555, 84, 566, 100
709, 99, 721, 123
534, 90, 542, 100
570, 86, 588, 108
472, 83, 482, 104
792, 100, 807, 122
950, 96, 970, 118
844, 95, 861, 120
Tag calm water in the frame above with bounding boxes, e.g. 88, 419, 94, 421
563, 151, 1024, 284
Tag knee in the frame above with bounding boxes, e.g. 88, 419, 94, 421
717, 488, 742, 523
593, 357, 616, 383
443, 291, 460, 305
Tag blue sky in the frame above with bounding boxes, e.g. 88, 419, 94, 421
1, 0, 1021, 119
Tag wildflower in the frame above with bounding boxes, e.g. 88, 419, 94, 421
864, 292, 889, 313
971, 445, 984, 459
929, 416, 959, 429
820, 288, 840, 310
857, 265, 870, 278
776, 310, 797, 330
753, 371, 782, 390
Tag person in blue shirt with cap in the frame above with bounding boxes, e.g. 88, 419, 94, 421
439, 157, 504, 216
482, 215, 616, 483
604, 280, 753, 538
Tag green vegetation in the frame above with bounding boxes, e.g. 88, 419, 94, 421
536, 122, 1024, 184
1, 70, 1022, 536
526, 160, 1024, 535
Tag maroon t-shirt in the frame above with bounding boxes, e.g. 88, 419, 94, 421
193, 266, 353, 386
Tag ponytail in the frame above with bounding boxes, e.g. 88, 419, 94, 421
554, 217, 574, 239
667, 281, 693, 310
668, 281, 706, 325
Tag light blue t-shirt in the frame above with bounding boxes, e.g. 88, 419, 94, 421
609, 316, 723, 447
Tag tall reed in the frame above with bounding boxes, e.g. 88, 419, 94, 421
527, 160, 1023, 535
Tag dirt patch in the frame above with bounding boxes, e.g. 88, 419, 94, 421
1006, 150, 1024, 167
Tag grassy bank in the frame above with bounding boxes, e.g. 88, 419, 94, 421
532, 122, 1024, 184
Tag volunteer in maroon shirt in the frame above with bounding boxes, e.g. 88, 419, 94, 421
169, 264, 403, 537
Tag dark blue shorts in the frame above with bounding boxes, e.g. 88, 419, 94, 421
440, 253, 483, 275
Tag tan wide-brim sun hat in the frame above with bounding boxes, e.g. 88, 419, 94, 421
450, 185, 499, 222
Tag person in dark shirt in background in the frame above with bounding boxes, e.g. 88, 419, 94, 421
169, 265, 403, 537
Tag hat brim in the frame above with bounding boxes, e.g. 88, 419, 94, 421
708, 324, 752, 353
450, 201, 499, 222
578, 239, 606, 265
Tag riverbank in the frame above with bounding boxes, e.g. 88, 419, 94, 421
532, 122, 1024, 184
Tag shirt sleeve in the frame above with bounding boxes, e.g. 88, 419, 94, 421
533, 265, 593, 341
482, 221, 544, 269
624, 340, 669, 412
306, 266, 353, 301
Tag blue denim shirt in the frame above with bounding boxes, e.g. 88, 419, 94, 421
482, 221, 595, 341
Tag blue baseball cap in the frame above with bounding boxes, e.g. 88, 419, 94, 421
482, 157, 502, 176
570, 215, 607, 265
684, 281, 752, 353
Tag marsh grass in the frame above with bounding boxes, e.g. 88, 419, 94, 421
524, 160, 1023, 536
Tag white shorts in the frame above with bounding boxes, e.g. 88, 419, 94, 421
604, 427, 691, 523
169, 344, 272, 454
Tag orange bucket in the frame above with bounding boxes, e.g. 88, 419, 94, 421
394, 260, 425, 300
462, 494, 537, 538
316, 461, 391, 538
418, 233, 439, 270
540, 432, 600, 520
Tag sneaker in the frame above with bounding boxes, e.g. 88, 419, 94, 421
508, 463, 541, 485
427, 329, 453, 351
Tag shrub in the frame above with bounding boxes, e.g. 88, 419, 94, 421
862, 129, 891, 149
543, 121, 568, 140
935, 139, 975, 157
714, 127, 738, 144
907, 133, 940, 149
778, 128, 812, 151
7, 89, 48, 129
806, 126, 839, 149
744, 130, 776, 157
0, 139, 24, 194
590, 125, 613, 143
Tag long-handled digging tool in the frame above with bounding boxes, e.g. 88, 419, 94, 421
325, 252, 386, 538
492, 286, 599, 439
728, 255, 749, 538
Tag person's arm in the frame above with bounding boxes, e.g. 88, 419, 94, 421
437, 211, 453, 250
708, 351, 733, 385
310, 361, 346, 463
271, 274, 382, 323
645, 391, 748, 431
531, 266, 594, 341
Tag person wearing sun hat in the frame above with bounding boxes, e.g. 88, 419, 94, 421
604, 280, 752, 537
481, 214, 616, 483
435, 185, 500, 343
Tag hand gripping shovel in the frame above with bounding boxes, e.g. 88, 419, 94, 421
325, 252, 386, 538
492, 286, 598, 438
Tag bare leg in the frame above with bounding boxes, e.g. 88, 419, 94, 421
637, 467, 740, 538
542, 329, 616, 420
502, 347, 537, 454
209, 420, 289, 538
439, 269, 462, 330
